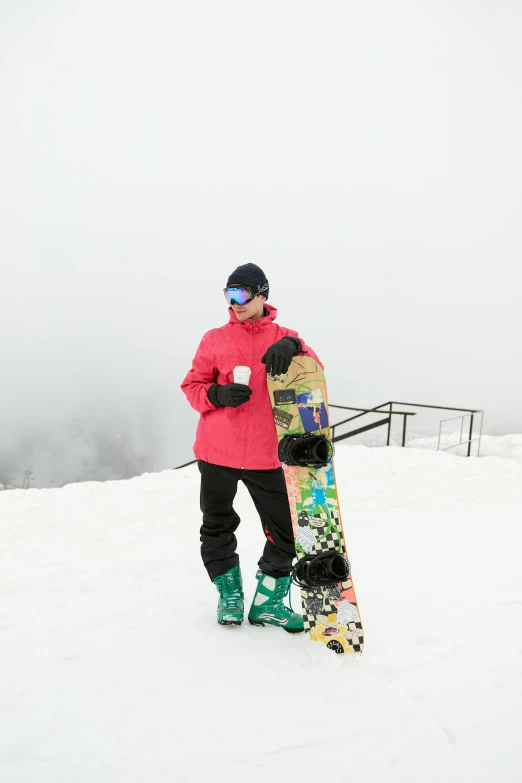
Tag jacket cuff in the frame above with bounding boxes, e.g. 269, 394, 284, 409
207, 384, 223, 408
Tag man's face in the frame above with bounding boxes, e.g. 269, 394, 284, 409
226, 285, 266, 321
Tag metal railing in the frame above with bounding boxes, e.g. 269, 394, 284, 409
175, 458, 199, 470
331, 401, 484, 457
330, 404, 416, 447
437, 410, 484, 457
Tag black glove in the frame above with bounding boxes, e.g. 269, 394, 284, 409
207, 383, 253, 408
261, 337, 302, 376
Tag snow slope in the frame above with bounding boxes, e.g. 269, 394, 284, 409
1, 445, 522, 782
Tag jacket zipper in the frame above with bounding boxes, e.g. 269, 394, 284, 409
241, 321, 256, 469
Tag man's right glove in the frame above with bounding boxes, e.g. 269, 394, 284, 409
207, 383, 253, 408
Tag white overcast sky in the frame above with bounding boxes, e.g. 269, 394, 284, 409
1, 0, 521, 475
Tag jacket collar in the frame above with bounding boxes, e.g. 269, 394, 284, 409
228, 303, 278, 327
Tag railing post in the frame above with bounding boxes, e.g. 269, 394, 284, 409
467, 413, 474, 457
387, 402, 393, 445
402, 414, 407, 447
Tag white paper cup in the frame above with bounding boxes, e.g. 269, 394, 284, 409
233, 365, 252, 386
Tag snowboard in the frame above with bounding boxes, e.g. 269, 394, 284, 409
267, 355, 364, 655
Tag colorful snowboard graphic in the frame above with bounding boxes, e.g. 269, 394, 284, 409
267, 356, 364, 655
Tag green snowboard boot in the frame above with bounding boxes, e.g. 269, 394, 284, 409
213, 565, 244, 626
248, 571, 304, 633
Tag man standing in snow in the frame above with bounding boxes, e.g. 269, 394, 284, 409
181, 263, 322, 632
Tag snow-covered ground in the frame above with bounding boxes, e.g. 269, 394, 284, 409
410, 432, 522, 463
1, 442, 522, 782
336, 430, 522, 464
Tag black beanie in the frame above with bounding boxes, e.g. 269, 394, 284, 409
226, 263, 269, 300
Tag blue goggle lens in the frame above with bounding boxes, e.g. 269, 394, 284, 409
224, 286, 254, 305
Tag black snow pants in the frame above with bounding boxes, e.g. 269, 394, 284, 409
198, 460, 296, 581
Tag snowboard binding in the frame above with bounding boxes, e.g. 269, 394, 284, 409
278, 433, 334, 467
292, 551, 351, 589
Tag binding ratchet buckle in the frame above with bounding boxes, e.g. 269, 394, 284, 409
277, 433, 334, 467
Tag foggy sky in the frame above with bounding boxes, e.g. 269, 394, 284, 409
1, 1, 521, 487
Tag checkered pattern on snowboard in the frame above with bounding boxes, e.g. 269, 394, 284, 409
346, 622, 364, 653
314, 530, 341, 554
302, 605, 323, 632
301, 585, 343, 631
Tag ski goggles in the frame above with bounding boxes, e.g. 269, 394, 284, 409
223, 281, 268, 306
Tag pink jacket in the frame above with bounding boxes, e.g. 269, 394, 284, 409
181, 304, 322, 470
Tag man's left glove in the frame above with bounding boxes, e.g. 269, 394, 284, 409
261, 337, 302, 376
